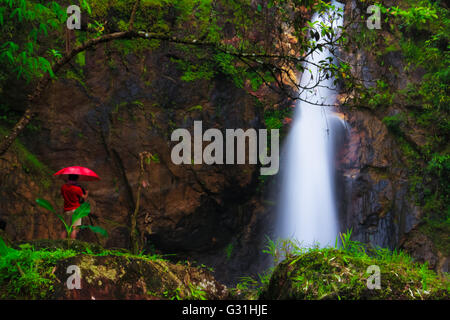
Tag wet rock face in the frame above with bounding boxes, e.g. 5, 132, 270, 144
0, 41, 272, 284
336, 0, 446, 270
399, 226, 449, 273
0, 150, 62, 241
399, 227, 440, 270
336, 109, 421, 249
45, 48, 262, 250
334, 0, 423, 251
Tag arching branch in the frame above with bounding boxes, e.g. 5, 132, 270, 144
0, 9, 348, 156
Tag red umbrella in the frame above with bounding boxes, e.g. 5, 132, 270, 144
53, 166, 100, 181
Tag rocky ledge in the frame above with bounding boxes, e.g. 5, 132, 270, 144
0, 239, 228, 300
259, 248, 449, 300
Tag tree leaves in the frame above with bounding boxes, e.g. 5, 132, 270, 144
37, 57, 54, 77
38, 22, 47, 36
0, 6, 5, 25
79, 0, 92, 15
310, 30, 320, 42
0, 0, 64, 81
10, 7, 23, 22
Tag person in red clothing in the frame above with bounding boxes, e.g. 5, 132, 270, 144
61, 174, 88, 239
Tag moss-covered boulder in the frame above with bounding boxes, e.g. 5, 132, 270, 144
14, 239, 106, 254
259, 249, 449, 300
52, 254, 228, 300
0, 240, 228, 300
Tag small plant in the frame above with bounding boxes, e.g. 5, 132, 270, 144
168, 287, 183, 300
262, 236, 305, 264
187, 283, 207, 300
336, 229, 366, 257
36, 198, 108, 239
0, 237, 78, 298
382, 113, 404, 135
231, 275, 261, 300
0, 236, 9, 257
235, 276, 259, 292
225, 243, 233, 260
187, 105, 203, 112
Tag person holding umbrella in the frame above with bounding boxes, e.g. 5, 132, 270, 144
54, 166, 100, 239
60, 174, 88, 239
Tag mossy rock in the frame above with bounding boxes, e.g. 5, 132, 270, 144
1, 240, 228, 300
14, 239, 105, 254
259, 249, 449, 300
51, 254, 228, 300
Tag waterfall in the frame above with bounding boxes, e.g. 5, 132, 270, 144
277, 1, 346, 248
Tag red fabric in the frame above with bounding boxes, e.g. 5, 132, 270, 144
54, 166, 100, 181
61, 184, 83, 211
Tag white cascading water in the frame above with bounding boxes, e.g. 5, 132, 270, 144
278, 1, 345, 248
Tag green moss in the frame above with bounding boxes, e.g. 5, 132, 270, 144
187, 105, 203, 112
111, 38, 160, 57
75, 51, 85, 67
0, 126, 52, 189
0, 242, 78, 299
0, 239, 175, 299
420, 219, 450, 256
65, 70, 88, 92
225, 243, 233, 260
78, 255, 120, 284
15, 239, 105, 254
257, 236, 449, 300
382, 113, 405, 135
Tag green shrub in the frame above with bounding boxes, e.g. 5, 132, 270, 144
382, 113, 404, 134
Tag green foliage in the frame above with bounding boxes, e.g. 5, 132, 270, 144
427, 153, 450, 197
36, 199, 108, 239
350, 1, 450, 255
257, 231, 449, 299
382, 113, 405, 135
264, 108, 292, 131
0, 241, 77, 299
186, 283, 207, 300
385, 4, 439, 29
0, 126, 52, 187
187, 105, 203, 112
264, 115, 283, 131
75, 51, 85, 67
78, 225, 108, 238
337, 229, 366, 257
225, 243, 233, 260
234, 275, 259, 293
420, 217, 450, 255
262, 235, 305, 265
0, 0, 67, 81
35, 198, 55, 213
70, 202, 91, 225
65, 69, 88, 91
0, 237, 9, 257
111, 38, 160, 57
177, 60, 215, 82
0, 238, 177, 299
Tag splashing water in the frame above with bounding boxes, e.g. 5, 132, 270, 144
277, 1, 346, 248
